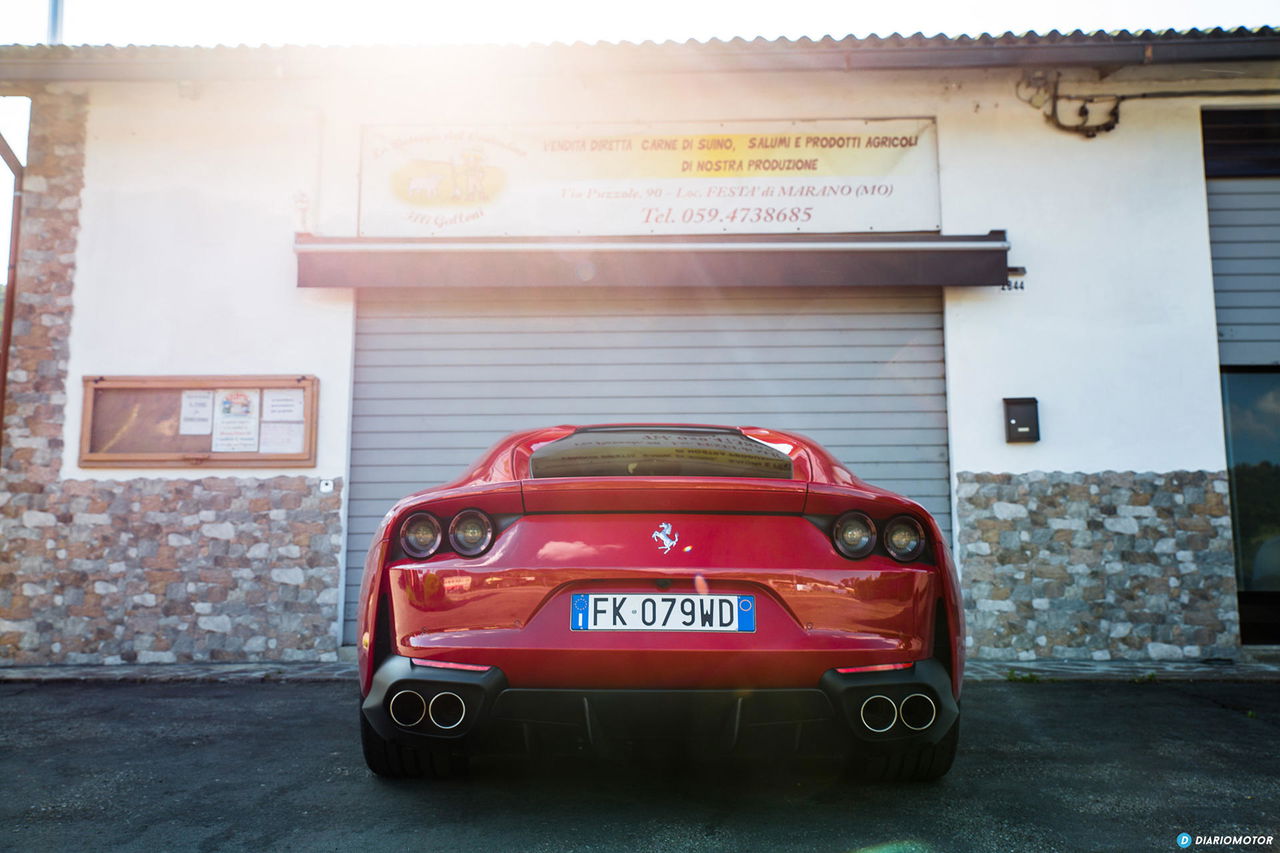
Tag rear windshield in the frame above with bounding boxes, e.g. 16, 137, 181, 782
528, 428, 794, 479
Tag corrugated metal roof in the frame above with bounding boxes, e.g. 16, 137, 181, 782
0, 25, 1273, 50
0, 26, 1276, 80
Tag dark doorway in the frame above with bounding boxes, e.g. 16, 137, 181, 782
1221, 368, 1280, 644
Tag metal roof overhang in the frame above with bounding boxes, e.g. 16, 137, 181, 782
293, 231, 1011, 289
1, 30, 1277, 81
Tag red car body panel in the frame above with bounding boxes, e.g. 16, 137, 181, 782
357, 424, 965, 701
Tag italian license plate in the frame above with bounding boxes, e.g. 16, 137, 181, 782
570, 593, 756, 632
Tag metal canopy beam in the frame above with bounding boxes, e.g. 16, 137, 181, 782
294, 232, 1011, 289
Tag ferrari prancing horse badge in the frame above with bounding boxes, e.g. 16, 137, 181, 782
651, 522, 679, 554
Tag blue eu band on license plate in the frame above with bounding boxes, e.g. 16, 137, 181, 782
570, 593, 756, 632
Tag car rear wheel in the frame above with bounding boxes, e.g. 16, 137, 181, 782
849, 715, 959, 783
360, 710, 468, 779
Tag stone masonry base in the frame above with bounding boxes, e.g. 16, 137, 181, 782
0, 476, 344, 665
956, 470, 1240, 662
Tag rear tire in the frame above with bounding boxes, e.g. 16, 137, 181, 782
849, 716, 959, 783
360, 710, 469, 779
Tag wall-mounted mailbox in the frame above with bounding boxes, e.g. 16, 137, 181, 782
1003, 397, 1040, 443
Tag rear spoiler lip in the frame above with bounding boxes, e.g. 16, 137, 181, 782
386, 477, 922, 519
519, 476, 810, 514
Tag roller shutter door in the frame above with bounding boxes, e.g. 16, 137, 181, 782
344, 286, 951, 643
1210, 177, 1280, 365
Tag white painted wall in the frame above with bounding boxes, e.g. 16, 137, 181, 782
64, 62, 1278, 490
65, 81, 355, 481
941, 81, 1279, 475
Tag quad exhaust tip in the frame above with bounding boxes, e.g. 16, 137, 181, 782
858, 692, 937, 733
859, 694, 898, 733
388, 689, 468, 730
899, 693, 938, 731
388, 689, 428, 728
428, 691, 467, 730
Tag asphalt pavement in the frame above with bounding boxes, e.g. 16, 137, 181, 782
2, 678, 1278, 852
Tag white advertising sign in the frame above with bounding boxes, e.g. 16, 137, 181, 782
359, 120, 940, 237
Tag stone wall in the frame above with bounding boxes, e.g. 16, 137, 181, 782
0, 87, 344, 666
956, 471, 1240, 662
1, 477, 343, 665
1, 87, 83, 495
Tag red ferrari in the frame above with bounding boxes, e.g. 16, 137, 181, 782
358, 424, 964, 781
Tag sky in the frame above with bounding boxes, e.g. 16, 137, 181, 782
0, 0, 1276, 48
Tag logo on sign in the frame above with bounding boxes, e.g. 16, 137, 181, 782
651, 522, 680, 554
391, 150, 507, 208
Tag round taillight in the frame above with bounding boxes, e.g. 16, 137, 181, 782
833, 511, 876, 559
884, 516, 926, 562
449, 510, 494, 557
400, 513, 442, 559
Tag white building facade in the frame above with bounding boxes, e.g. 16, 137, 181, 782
1, 30, 1278, 665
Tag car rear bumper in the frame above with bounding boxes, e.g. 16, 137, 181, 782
361, 655, 959, 758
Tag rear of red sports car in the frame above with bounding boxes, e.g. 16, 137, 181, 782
357, 425, 964, 781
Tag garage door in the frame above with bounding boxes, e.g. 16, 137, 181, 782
343, 286, 951, 643
1210, 176, 1280, 365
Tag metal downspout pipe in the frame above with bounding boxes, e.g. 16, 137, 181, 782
0, 129, 23, 457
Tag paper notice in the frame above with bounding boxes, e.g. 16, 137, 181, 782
179, 390, 214, 435
211, 389, 260, 452
258, 420, 305, 455
262, 388, 306, 422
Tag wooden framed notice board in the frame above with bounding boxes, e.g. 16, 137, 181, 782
79, 375, 318, 468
